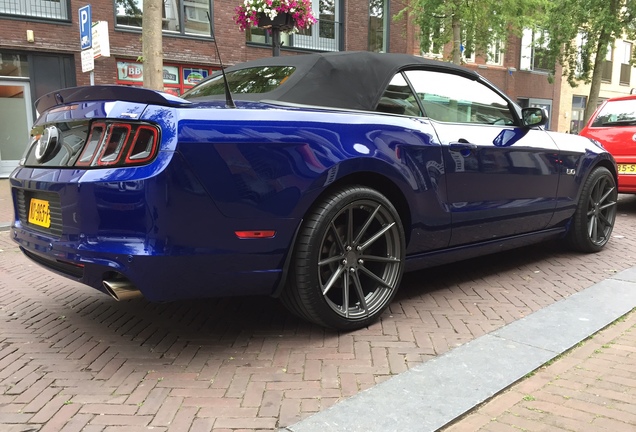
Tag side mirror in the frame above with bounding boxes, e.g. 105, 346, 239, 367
521, 107, 549, 128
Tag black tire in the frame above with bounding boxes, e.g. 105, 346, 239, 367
281, 186, 405, 330
566, 166, 618, 252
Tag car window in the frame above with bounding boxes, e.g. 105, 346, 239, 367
376, 73, 422, 116
183, 66, 296, 99
591, 99, 636, 127
403, 70, 515, 125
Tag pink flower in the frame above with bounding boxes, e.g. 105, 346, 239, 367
233, 0, 316, 32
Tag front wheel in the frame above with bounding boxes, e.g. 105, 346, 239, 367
281, 186, 405, 330
566, 166, 618, 252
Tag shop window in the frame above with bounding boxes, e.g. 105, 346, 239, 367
0, 53, 29, 77
116, 60, 213, 95
115, 0, 212, 37
0, 0, 69, 20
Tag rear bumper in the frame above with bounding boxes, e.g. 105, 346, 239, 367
618, 173, 636, 194
11, 220, 286, 301
9, 155, 299, 301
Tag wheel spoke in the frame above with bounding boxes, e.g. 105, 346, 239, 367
342, 273, 350, 318
329, 221, 346, 254
360, 254, 400, 263
598, 213, 612, 227
358, 265, 393, 289
351, 272, 369, 316
319, 254, 346, 266
321, 265, 346, 296
598, 186, 615, 205
599, 201, 617, 211
359, 222, 395, 251
588, 214, 598, 241
353, 205, 381, 246
593, 178, 605, 202
346, 207, 354, 246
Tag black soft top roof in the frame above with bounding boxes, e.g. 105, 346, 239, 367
185, 51, 480, 111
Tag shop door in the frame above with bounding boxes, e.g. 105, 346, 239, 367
0, 81, 33, 177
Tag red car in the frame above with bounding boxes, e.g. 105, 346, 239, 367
580, 94, 636, 193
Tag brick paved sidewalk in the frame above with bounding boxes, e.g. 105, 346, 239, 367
444, 310, 636, 432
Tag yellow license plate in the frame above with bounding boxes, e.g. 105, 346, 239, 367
28, 198, 51, 228
618, 164, 636, 174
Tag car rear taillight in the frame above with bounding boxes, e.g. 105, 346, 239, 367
75, 122, 159, 167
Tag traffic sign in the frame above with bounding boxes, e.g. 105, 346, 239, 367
79, 5, 92, 50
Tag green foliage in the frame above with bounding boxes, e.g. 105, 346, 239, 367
403, 0, 547, 63
541, 0, 636, 87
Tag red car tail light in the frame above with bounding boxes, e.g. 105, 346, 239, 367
76, 121, 159, 168
126, 126, 158, 164
97, 123, 132, 166
76, 123, 106, 167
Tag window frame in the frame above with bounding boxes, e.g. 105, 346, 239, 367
114, 0, 213, 38
402, 69, 517, 126
520, 28, 551, 72
375, 68, 519, 127
368, 0, 389, 53
0, 0, 71, 21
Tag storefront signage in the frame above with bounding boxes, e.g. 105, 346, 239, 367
92, 21, 111, 59
183, 68, 209, 85
117, 62, 179, 85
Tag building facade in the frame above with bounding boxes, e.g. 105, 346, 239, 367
0, 0, 418, 176
557, 37, 636, 134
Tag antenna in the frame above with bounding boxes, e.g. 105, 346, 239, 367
207, 12, 236, 109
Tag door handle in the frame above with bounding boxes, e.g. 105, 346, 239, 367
450, 141, 478, 153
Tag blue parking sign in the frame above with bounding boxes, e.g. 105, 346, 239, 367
79, 5, 92, 50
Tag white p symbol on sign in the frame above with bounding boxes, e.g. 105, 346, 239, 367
80, 10, 88, 31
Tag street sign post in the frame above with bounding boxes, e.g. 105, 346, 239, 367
79, 4, 94, 84
79, 5, 92, 51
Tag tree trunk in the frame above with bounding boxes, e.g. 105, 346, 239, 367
451, 13, 461, 65
585, 30, 611, 124
142, 0, 163, 91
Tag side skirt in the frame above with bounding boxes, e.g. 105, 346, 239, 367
404, 227, 567, 273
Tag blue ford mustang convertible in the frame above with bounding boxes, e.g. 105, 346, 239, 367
9, 52, 617, 330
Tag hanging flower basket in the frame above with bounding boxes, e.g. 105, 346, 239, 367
234, 0, 316, 34
257, 11, 294, 31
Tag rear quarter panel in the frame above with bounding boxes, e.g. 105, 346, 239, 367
166, 106, 453, 254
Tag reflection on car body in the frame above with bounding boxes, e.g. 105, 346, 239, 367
9, 52, 618, 330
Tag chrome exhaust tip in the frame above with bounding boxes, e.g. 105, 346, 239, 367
103, 279, 143, 301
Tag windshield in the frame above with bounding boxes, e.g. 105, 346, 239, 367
183, 66, 296, 100
591, 99, 636, 127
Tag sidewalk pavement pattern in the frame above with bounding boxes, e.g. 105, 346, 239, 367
0, 177, 635, 431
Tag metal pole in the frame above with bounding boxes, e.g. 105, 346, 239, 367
272, 28, 281, 57
90, 70, 94, 86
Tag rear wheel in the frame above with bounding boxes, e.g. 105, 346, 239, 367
566, 166, 617, 252
282, 186, 405, 330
